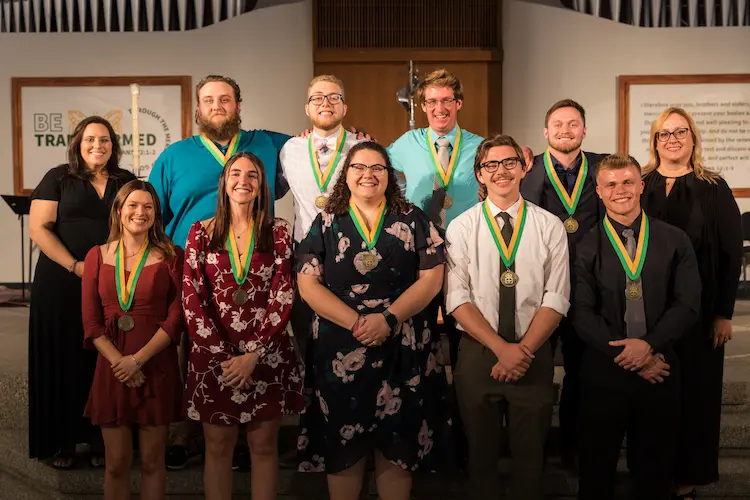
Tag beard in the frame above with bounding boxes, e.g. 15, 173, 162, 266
310, 113, 343, 132
548, 136, 583, 154
197, 111, 242, 142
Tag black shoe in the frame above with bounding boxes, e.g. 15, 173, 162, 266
232, 444, 251, 472
165, 444, 189, 470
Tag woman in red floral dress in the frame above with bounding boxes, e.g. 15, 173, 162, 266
182, 151, 303, 500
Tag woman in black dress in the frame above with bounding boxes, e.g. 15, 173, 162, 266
29, 116, 136, 468
641, 107, 742, 500
296, 141, 451, 500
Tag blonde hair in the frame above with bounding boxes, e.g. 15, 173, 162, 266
415, 68, 464, 105
308, 75, 345, 98
642, 107, 719, 184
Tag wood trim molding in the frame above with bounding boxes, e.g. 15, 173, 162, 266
314, 48, 504, 63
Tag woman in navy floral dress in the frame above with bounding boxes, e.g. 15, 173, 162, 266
182, 152, 303, 500
296, 141, 451, 499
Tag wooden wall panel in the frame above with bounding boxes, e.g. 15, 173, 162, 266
315, 61, 503, 146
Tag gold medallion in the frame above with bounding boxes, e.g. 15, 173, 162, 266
443, 195, 453, 209
625, 282, 643, 300
563, 216, 579, 234
315, 195, 328, 210
500, 270, 519, 288
118, 314, 135, 332
232, 289, 249, 305
362, 253, 378, 271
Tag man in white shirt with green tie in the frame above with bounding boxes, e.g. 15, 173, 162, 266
445, 134, 570, 500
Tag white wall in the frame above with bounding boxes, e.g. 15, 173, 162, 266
0, 0, 312, 282
502, 0, 750, 213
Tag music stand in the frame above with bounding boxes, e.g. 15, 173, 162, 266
1, 195, 32, 302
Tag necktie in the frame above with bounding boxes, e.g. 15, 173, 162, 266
498, 212, 517, 343
429, 137, 452, 229
622, 228, 647, 338
316, 137, 332, 173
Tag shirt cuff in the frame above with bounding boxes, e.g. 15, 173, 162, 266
541, 292, 570, 317
444, 289, 471, 317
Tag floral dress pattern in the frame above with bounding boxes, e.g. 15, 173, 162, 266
295, 206, 452, 474
182, 219, 304, 425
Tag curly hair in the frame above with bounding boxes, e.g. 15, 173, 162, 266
324, 141, 412, 215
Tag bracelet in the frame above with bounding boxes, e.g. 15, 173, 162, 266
350, 315, 361, 332
131, 355, 141, 369
68, 260, 78, 273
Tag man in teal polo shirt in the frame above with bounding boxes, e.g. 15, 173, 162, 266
388, 68, 484, 233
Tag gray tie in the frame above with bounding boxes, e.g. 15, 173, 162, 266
622, 229, 647, 338
429, 137, 451, 229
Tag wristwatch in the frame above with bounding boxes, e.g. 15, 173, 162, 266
382, 309, 399, 330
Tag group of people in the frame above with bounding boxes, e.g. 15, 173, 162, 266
26, 69, 742, 500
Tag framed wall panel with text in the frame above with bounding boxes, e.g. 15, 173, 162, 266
11, 76, 192, 195
618, 74, 750, 196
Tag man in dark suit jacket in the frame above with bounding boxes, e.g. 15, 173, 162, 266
573, 153, 700, 500
519, 99, 609, 470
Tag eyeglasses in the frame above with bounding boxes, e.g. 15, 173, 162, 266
423, 98, 457, 108
480, 158, 522, 173
308, 94, 344, 106
656, 127, 689, 142
350, 163, 387, 175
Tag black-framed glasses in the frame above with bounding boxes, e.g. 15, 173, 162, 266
350, 163, 387, 175
424, 98, 457, 108
656, 127, 689, 142
480, 158, 522, 173
308, 93, 344, 106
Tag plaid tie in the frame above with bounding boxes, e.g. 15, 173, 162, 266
429, 137, 451, 229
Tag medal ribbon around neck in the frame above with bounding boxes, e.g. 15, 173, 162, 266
349, 199, 386, 250
482, 199, 527, 268
200, 133, 240, 166
426, 127, 462, 189
115, 240, 150, 312
308, 130, 347, 193
227, 221, 256, 285
602, 212, 649, 281
543, 148, 588, 216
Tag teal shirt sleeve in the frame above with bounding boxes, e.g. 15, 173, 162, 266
264, 130, 292, 200
387, 138, 408, 198
148, 151, 173, 228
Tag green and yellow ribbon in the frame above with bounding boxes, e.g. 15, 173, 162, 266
602, 212, 649, 281
482, 199, 527, 268
115, 240, 150, 312
200, 133, 240, 166
543, 148, 588, 216
309, 130, 347, 193
348, 199, 386, 249
227, 221, 255, 285
426, 127, 462, 189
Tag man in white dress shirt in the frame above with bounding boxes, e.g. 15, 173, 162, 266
444, 134, 570, 500
279, 74, 362, 355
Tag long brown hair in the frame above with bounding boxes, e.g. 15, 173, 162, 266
642, 107, 719, 184
67, 115, 130, 181
325, 141, 412, 215
207, 151, 274, 253
107, 180, 176, 261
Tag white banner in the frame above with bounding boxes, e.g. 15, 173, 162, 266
17, 82, 185, 193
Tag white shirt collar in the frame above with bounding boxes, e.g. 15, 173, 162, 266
487, 195, 523, 220
312, 126, 343, 149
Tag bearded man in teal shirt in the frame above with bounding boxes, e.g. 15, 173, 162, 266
149, 75, 290, 249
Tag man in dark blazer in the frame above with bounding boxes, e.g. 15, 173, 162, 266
573, 153, 700, 499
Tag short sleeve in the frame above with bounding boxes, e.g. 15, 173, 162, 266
31, 166, 66, 201
409, 207, 446, 270
295, 212, 327, 276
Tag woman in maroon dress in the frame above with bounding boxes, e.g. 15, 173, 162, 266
82, 180, 184, 500
182, 151, 303, 500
